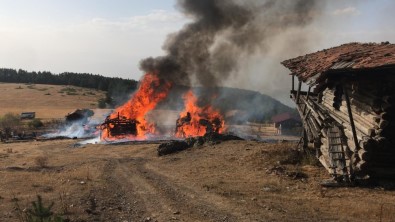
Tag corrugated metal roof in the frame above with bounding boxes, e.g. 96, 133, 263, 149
282, 42, 395, 83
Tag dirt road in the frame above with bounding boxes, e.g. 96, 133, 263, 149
1, 140, 395, 222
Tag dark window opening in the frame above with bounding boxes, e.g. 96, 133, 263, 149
333, 85, 343, 110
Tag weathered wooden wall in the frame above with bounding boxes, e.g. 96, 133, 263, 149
315, 76, 395, 179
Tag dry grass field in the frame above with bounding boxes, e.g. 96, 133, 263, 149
1, 140, 395, 222
1, 83, 395, 222
0, 83, 105, 119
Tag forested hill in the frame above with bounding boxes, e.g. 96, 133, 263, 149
1, 68, 296, 122
0, 68, 138, 96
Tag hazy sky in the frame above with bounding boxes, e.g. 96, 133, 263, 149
0, 0, 394, 105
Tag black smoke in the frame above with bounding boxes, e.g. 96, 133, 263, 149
140, 0, 323, 88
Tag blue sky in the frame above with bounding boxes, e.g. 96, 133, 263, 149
0, 0, 394, 105
0, 0, 175, 20
0, 0, 185, 79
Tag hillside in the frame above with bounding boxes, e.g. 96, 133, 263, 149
0, 82, 295, 123
0, 83, 105, 119
0, 68, 137, 94
157, 86, 297, 123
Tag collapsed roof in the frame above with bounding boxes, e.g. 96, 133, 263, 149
282, 42, 395, 87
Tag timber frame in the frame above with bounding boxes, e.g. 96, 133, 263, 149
284, 42, 395, 182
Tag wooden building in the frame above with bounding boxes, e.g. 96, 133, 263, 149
282, 42, 395, 182
271, 113, 302, 135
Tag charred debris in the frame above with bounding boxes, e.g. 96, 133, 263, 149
282, 42, 395, 183
100, 113, 139, 139
158, 132, 243, 156
175, 112, 223, 137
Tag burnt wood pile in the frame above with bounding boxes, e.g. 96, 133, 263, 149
158, 132, 243, 156
175, 112, 223, 137
100, 113, 139, 138
282, 42, 395, 182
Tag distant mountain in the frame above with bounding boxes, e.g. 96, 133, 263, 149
213, 87, 297, 123
156, 86, 297, 124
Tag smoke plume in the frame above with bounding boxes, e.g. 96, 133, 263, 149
140, 0, 324, 89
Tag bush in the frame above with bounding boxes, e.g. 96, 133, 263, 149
28, 119, 44, 129
0, 113, 21, 131
14, 195, 64, 222
97, 98, 106, 108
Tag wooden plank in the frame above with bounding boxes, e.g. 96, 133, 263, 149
303, 86, 312, 115
296, 81, 302, 104
292, 74, 295, 91
321, 100, 375, 137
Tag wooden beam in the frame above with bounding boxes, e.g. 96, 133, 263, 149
303, 86, 312, 115
296, 81, 302, 104
344, 85, 360, 150
290, 91, 318, 97
303, 129, 308, 150
292, 74, 295, 91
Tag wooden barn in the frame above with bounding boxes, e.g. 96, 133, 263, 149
282, 42, 395, 182
271, 113, 302, 136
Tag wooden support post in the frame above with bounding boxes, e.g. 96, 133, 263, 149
292, 74, 295, 91
344, 85, 359, 150
303, 109, 311, 122
303, 129, 308, 151
303, 86, 312, 115
296, 81, 302, 104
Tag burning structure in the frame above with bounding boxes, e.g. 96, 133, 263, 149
175, 91, 224, 138
65, 109, 94, 124
282, 42, 395, 182
99, 0, 323, 141
100, 73, 171, 141
100, 113, 139, 140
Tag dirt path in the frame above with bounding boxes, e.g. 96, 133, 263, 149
84, 146, 240, 221
1, 140, 395, 222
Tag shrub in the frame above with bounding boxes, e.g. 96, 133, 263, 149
97, 98, 106, 108
15, 195, 64, 222
66, 92, 78, 96
28, 119, 44, 129
0, 113, 21, 131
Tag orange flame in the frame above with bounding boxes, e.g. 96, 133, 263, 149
101, 73, 171, 140
175, 90, 225, 138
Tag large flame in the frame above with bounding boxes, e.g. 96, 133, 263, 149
175, 90, 225, 138
101, 73, 171, 140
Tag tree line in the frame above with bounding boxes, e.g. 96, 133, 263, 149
0, 68, 138, 96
